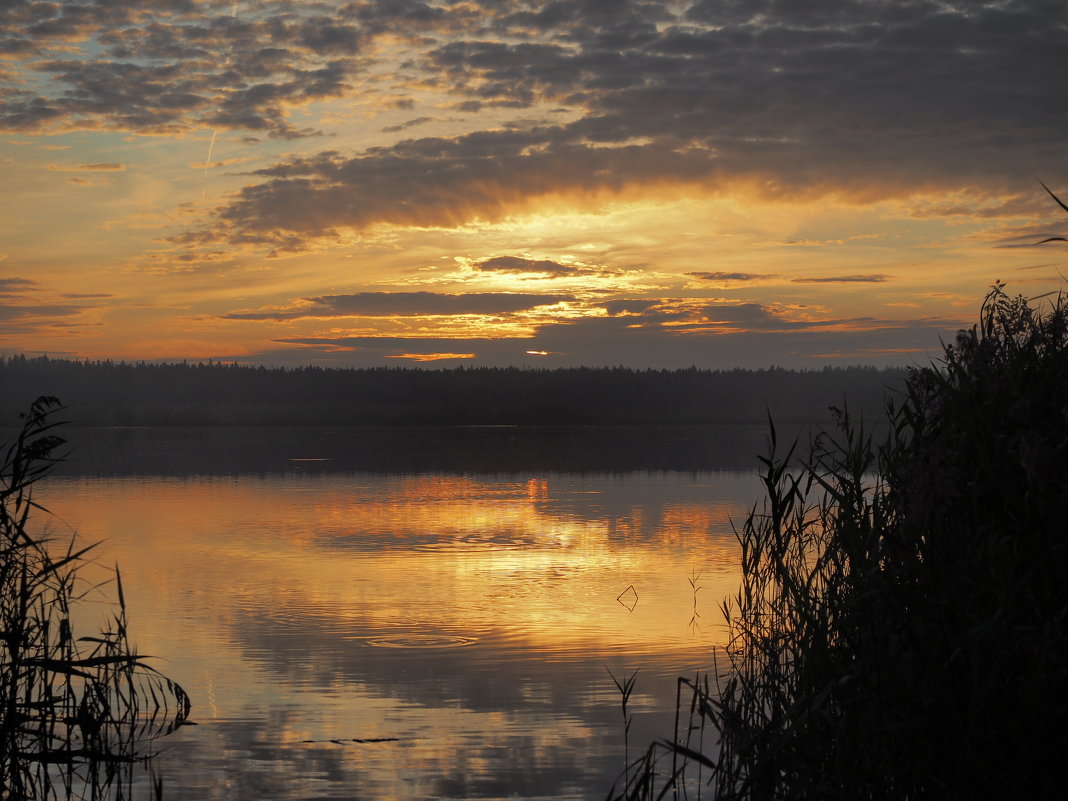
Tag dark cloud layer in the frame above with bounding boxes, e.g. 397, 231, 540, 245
474, 256, 598, 277
203, 0, 1067, 244
197, 135, 722, 248
0, 276, 93, 321
687, 271, 772, 283
686, 272, 891, 285
792, 275, 891, 284
266, 309, 965, 369
0, 304, 83, 322
0, 278, 38, 293
6, 1, 1067, 244
2, 1, 378, 137
700, 302, 817, 331
224, 291, 572, 320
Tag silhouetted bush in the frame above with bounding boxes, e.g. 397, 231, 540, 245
0, 398, 190, 798
614, 283, 1068, 800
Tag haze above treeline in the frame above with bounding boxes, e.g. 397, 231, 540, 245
0, 356, 908, 428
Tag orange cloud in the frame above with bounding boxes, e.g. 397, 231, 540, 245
47, 162, 126, 171
385, 352, 477, 362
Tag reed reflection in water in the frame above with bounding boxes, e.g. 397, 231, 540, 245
41, 469, 760, 799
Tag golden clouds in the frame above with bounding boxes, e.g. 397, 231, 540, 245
4, 1, 1068, 366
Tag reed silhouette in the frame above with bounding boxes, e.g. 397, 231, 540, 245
1, 397, 191, 799
611, 282, 1068, 800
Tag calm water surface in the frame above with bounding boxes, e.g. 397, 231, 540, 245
36, 427, 772, 800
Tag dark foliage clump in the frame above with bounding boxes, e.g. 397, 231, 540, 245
614, 283, 1068, 800
1, 398, 191, 799
874, 284, 1068, 799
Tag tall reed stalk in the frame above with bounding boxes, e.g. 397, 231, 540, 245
611, 282, 1068, 801
1, 397, 191, 799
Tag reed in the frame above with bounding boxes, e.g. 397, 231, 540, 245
611, 280, 1068, 801
606, 667, 640, 791
1, 397, 191, 799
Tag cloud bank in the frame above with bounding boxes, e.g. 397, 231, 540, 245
5, 1, 1064, 368
224, 291, 572, 320
5, 1, 1066, 247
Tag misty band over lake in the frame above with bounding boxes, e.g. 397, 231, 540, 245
34, 425, 780, 800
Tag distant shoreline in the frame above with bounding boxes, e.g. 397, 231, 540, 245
0, 356, 907, 428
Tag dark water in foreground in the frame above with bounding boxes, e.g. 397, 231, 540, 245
34, 426, 777, 800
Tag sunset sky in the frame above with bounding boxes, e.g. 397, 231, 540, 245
3, 0, 1067, 369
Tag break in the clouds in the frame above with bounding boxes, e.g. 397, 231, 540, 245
224, 292, 572, 320
603, 300, 661, 316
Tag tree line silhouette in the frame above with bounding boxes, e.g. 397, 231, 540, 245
0, 356, 907, 427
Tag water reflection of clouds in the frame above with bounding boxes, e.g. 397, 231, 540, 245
43, 470, 758, 799
49, 469, 754, 663
200, 614, 695, 799
146, 626, 665, 799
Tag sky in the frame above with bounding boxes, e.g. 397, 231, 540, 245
2, 0, 1067, 369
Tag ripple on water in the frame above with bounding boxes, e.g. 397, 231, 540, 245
363, 634, 478, 649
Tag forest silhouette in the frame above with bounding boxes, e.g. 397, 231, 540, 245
0, 358, 905, 428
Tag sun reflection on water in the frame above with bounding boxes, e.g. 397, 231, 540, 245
40, 469, 760, 800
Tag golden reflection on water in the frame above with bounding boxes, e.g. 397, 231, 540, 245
39, 470, 760, 800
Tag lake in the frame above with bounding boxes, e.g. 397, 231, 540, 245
33, 425, 783, 800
